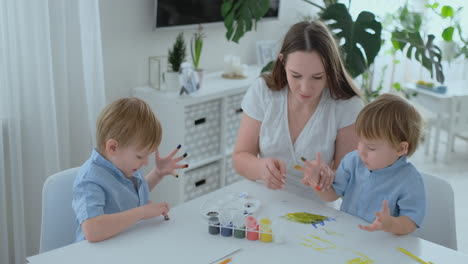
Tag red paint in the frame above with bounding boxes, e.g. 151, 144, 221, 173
246, 216, 259, 241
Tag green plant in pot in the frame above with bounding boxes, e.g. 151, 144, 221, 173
166, 32, 186, 92
191, 24, 206, 87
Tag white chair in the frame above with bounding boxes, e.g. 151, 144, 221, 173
39, 167, 80, 253
413, 172, 457, 250
447, 95, 468, 157
411, 102, 437, 159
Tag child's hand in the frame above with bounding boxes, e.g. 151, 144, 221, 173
259, 158, 286, 190
300, 152, 335, 191
155, 145, 188, 178
358, 200, 394, 232
141, 201, 170, 220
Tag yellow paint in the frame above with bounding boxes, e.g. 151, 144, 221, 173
259, 218, 272, 242
294, 165, 302, 170
398, 247, 430, 264
300, 234, 337, 252
322, 228, 344, 236
346, 250, 374, 264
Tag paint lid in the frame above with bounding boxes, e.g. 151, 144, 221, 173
259, 217, 272, 231
246, 216, 257, 228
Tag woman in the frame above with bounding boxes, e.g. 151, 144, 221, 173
232, 20, 363, 201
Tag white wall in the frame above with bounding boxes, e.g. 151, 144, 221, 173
98, 0, 318, 102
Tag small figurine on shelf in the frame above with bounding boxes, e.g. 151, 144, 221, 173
222, 55, 248, 79
179, 62, 200, 95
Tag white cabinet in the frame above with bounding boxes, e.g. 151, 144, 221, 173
133, 66, 261, 206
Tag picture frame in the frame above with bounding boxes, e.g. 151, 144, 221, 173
148, 55, 167, 90
256, 40, 278, 67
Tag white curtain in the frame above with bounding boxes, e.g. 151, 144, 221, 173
0, 0, 105, 263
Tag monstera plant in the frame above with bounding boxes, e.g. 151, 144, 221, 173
221, 0, 270, 43
390, 5, 444, 83
261, 1, 383, 78
319, 3, 382, 78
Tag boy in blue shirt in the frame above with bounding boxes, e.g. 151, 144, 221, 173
302, 93, 425, 235
73, 97, 187, 242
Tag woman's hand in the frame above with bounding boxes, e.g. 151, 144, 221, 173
301, 152, 335, 191
259, 158, 286, 190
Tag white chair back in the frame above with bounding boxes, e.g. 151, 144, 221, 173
413, 172, 457, 250
39, 167, 80, 253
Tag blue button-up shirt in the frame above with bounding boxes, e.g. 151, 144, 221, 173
72, 148, 150, 241
333, 150, 425, 227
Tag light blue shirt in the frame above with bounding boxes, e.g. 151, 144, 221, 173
333, 150, 426, 227
72, 148, 150, 241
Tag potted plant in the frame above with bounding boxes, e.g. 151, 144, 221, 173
166, 32, 186, 92
191, 24, 206, 87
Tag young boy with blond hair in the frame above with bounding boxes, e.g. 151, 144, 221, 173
73, 97, 187, 242
302, 93, 426, 235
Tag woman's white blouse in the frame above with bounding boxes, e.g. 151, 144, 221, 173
241, 77, 363, 201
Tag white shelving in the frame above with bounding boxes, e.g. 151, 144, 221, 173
133, 66, 261, 206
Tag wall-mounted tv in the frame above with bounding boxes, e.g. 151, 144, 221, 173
155, 0, 280, 29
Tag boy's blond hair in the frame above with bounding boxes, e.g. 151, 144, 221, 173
96, 97, 162, 152
355, 93, 422, 156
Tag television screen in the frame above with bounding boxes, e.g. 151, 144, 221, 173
155, 0, 280, 28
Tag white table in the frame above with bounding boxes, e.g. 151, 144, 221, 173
27, 180, 467, 264
406, 81, 468, 161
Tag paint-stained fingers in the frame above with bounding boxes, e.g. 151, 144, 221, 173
173, 152, 188, 163
176, 164, 189, 169
167, 145, 182, 158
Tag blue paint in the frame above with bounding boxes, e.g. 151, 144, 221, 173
221, 222, 233, 237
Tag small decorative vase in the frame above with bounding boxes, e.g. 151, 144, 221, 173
196, 69, 204, 89
164, 71, 180, 92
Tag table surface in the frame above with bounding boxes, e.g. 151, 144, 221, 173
406, 81, 468, 99
27, 180, 468, 264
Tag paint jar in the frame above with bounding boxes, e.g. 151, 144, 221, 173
259, 217, 273, 242
246, 216, 259, 241
233, 212, 246, 239
208, 216, 220, 235
219, 210, 233, 237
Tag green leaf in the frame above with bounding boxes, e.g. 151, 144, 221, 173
425, 3, 439, 9
320, 4, 382, 78
442, 26, 454, 41
221, 0, 270, 43
392, 30, 444, 83
398, 6, 422, 32
221, 0, 233, 16
261, 60, 275, 73
393, 82, 401, 91
441, 5, 454, 18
